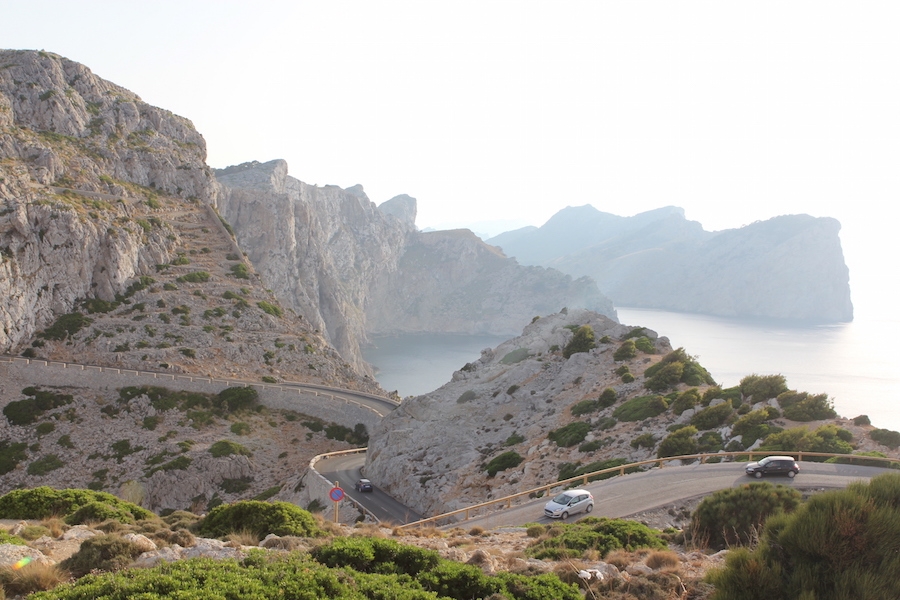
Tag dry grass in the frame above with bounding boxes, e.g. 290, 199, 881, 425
394, 525, 444, 538
0, 562, 69, 596
468, 526, 485, 536
350, 522, 387, 538
225, 528, 259, 547
604, 549, 634, 570
645, 550, 680, 570
41, 518, 67, 538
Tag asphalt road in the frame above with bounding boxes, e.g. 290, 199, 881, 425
319, 454, 892, 529
316, 453, 423, 525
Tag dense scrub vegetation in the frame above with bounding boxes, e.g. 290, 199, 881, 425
689, 483, 802, 550
0, 487, 153, 522
644, 348, 716, 391
707, 473, 900, 599
525, 516, 667, 560
562, 324, 595, 358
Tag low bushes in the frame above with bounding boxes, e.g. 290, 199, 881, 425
870, 428, 900, 449
689, 482, 801, 550
739, 373, 788, 402
209, 440, 253, 458
562, 325, 595, 358
644, 348, 716, 389
548, 422, 591, 447
0, 487, 153, 522
657, 426, 699, 458
707, 473, 900, 598
485, 451, 523, 476
613, 395, 668, 422
195, 500, 323, 539
526, 516, 666, 560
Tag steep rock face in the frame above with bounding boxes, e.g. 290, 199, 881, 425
366, 229, 614, 335
489, 205, 853, 322
215, 161, 413, 375
0, 50, 219, 352
216, 161, 616, 372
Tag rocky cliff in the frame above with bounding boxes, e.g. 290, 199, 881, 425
216, 161, 616, 372
0, 49, 218, 352
488, 205, 853, 322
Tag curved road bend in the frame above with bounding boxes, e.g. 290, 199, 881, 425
324, 454, 892, 529
316, 453, 423, 525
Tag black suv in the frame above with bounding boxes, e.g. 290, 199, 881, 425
745, 456, 800, 478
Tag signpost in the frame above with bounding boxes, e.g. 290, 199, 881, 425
329, 483, 345, 523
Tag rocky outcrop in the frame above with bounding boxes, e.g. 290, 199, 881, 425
489, 205, 853, 322
0, 49, 219, 353
216, 161, 617, 371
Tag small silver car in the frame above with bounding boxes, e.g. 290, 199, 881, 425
544, 489, 594, 519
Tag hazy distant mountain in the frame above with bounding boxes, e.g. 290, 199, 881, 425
487, 205, 853, 322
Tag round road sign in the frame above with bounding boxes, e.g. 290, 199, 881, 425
329, 487, 345, 502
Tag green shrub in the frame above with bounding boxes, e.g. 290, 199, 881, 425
231, 422, 251, 435
485, 451, 523, 476
644, 348, 715, 388
613, 340, 637, 361
690, 402, 734, 430
548, 422, 591, 447
657, 426, 699, 458
598, 387, 618, 408
707, 473, 900, 598
777, 390, 836, 421
563, 325, 595, 358
526, 516, 666, 560
40, 312, 92, 340
621, 372, 635, 383
690, 482, 801, 550
176, 271, 211, 283
612, 395, 668, 421
0, 441, 28, 475
216, 387, 260, 412
671, 388, 701, 415
853, 414, 871, 426
0, 487, 153, 521
196, 500, 323, 539
870, 428, 900, 448
504, 433, 525, 446
4, 389, 73, 425
209, 440, 253, 458
230, 263, 250, 279
825, 451, 900, 469
570, 398, 599, 416
312, 536, 441, 575
760, 424, 853, 458
578, 439, 605, 452
697, 430, 724, 452
60, 534, 145, 577
740, 374, 788, 402
634, 336, 655, 353
256, 301, 283, 318
631, 433, 656, 449
35, 421, 55, 435
220, 477, 253, 493
731, 408, 782, 446
83, 298, 120, 314
65, 501, 139, 526
500, 348, 530, 364
0, 530, 27, 545
27, 454, 65, 476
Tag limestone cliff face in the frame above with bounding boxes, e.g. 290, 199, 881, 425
216, 161, 617, 372
0, 49, 218, 352
489, 206, 853, 322
215, 161, 414, 375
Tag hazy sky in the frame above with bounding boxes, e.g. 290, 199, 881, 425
4, 1, 899, 313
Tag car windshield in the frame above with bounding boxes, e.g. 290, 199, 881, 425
758, 457, 773, 466
551, 493, 574, 504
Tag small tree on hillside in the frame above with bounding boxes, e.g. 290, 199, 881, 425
563, 325, 595, 358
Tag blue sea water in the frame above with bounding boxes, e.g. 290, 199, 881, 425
363, 308, 900, 433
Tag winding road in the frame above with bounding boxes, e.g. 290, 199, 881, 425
317, 453, 894, 528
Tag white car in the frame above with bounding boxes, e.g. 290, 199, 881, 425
543, 489, 594, 519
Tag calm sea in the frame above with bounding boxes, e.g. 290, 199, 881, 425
363, 309, 900, 433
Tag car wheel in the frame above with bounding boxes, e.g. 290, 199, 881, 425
788, 471, 796, 478
561, 511, 569, 519
754, 471, 763, 479
586, 503, 593, 513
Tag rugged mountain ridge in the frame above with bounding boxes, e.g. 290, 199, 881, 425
488, 205, 853, 322
216, 160, 616, 372
0, 49, 218, 353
